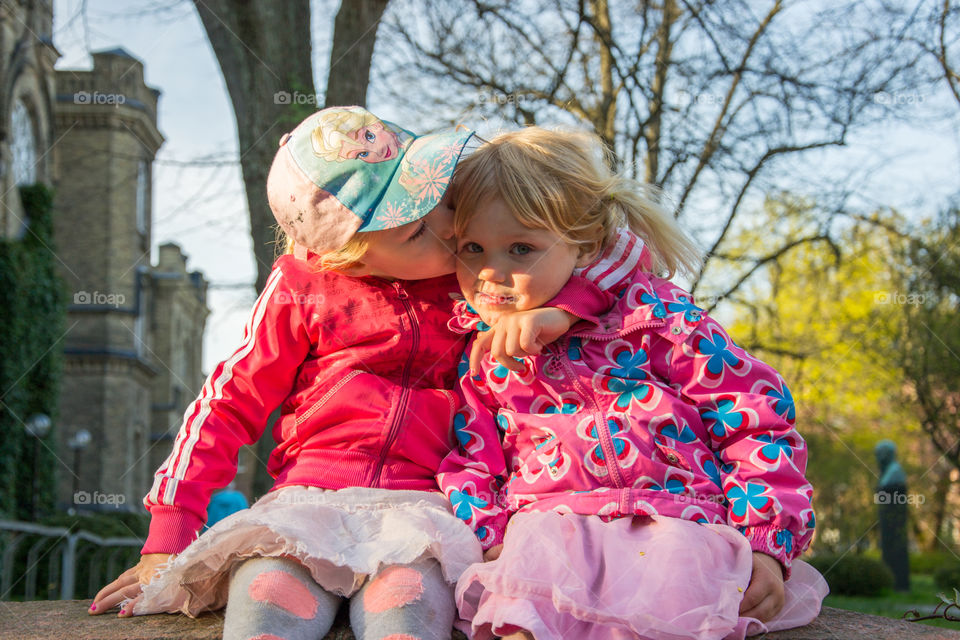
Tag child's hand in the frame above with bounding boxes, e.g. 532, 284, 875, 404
483, 544, 504, 561
739, 551, 785, 622
469, 308, 578, 374
90, 553, 172, 617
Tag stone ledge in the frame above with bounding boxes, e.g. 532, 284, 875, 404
1, 601, 959, 639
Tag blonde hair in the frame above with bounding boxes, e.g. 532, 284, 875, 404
276, 227, 370, 272
452, 127, 702, 278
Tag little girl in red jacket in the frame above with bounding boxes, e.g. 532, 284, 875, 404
89, 107, 587, 640
437, 127, 828, 640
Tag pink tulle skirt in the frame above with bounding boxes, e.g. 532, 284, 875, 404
456, 512, 828, 640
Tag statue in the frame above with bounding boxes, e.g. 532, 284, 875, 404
875, 439, 910, 591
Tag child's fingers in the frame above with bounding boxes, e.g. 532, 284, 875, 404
483, 544, 504, 561
491, 329, 525, 372
739, 592, 778, 623
469, 329, 494, 374
90, 581, 142, 615
516, 324, 544, 356
120, 592, 145, 617
738, 578, 784, 623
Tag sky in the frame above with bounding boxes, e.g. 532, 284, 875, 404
50, 0, 960, 374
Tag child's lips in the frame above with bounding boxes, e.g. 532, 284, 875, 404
477, 291, 516, 306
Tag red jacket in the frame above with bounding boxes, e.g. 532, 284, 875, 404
143, 254, 464, 554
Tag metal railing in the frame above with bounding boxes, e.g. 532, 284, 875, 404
0, 519, 142, 600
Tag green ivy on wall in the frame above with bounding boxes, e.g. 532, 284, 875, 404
0, 184, 66, 520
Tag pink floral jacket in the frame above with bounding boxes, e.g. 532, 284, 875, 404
436, 230, 815, 573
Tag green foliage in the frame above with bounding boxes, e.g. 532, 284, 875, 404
912, 551, 960, 575
808, 553, 894, 596
712, 195, 957, 555
934, 565, 960, 591
892, 208, 960, 472
0, 184, 67, 520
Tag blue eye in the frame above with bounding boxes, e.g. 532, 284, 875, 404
460, 242, 482, 254
511, 244, 532, 255
357, 151, 368, 158
365, 131, 376, 143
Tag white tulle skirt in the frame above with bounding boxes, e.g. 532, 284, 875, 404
135, 485, 483, 617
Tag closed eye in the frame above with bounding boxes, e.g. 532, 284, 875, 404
408, 221, 427, 241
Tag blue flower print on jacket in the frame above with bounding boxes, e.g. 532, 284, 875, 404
639, 291, 667, 318
774, 528, 794, 556
756, 433, 794, 462
700, 396, 748, 439
765, 383, 796, 423
567, 337, 583, 361
698, 333, 740, 377
608, 378, 655, 411
702, 456, 723, 488
544, 403, 578, 415
598, 342, 658, 411
655, 418, 698, 443
666, 295, 703, 323
453, 410, 475, 450
726, 480, 777, 526
609, 345, 650, 380
449, 488, 489, 524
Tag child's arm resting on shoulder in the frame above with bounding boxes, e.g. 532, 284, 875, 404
671, 313, 815, 578
437, 354, 511, 551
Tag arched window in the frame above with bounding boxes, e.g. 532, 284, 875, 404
10, 99, 37, 186
136, 160, 148, 234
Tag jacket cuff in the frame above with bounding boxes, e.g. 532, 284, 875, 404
142, 505, 204, 555
739, 523, 794, 580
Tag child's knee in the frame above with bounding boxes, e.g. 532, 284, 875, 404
247, 568, 320, 619
363, 565, 425, 613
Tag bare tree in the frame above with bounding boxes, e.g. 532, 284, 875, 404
193, 0, 388, 292
381, 0, 938, 302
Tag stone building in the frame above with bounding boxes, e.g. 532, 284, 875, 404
0, 0, 58, 234
51, 48, 209, 511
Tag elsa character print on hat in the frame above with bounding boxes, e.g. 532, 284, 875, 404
311, 107, 407, 163
268, 105, 474, 257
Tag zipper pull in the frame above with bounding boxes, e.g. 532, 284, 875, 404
393, 282, 409, 300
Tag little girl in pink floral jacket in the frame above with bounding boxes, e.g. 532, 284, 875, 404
437, 127, 828, 640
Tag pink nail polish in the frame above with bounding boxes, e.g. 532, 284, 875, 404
89, 603, 96, 611
119, 609, 126, 616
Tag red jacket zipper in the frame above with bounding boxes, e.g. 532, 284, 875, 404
373, 281, 418, 487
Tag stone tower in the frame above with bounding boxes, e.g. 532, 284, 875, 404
52, 49, 208, 511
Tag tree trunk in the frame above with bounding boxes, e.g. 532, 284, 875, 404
324, 0, 390, 107
192, 0, 314, 293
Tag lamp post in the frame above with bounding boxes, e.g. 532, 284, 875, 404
68, 429, 92, 509
24, 414, 52, 520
